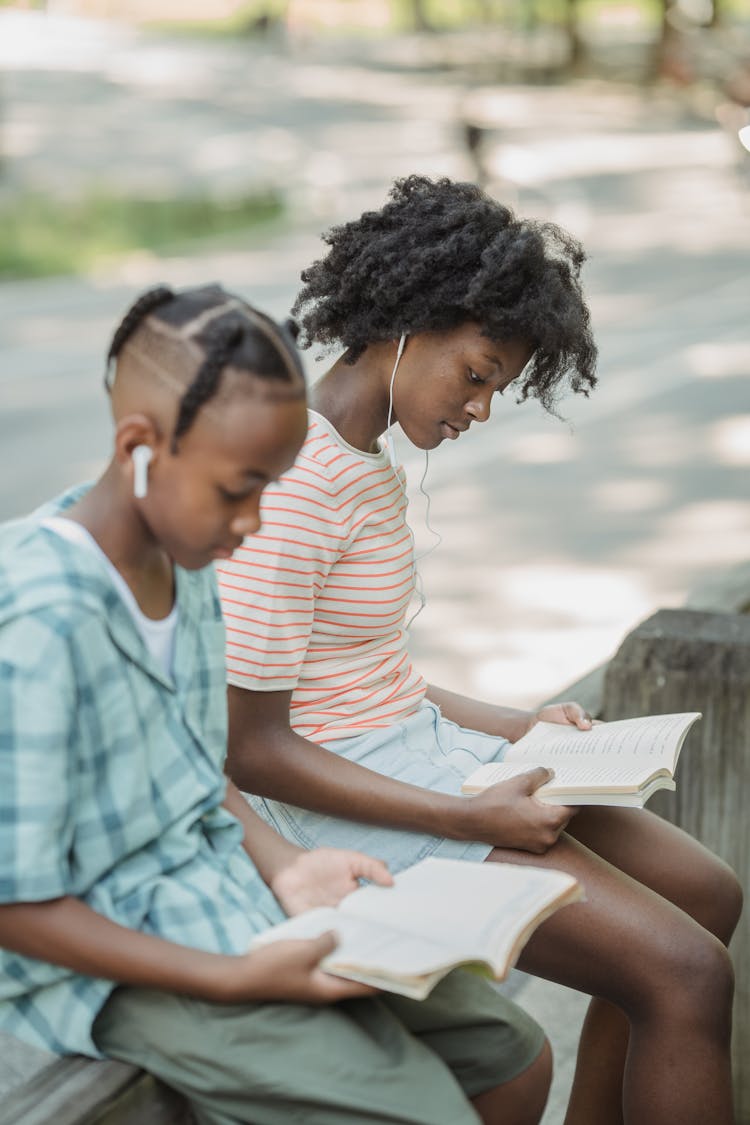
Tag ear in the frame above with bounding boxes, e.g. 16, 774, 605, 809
113, 413, 164, 486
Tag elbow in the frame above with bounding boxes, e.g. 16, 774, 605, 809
225, 737, 269, 795
225, 725, 292, 796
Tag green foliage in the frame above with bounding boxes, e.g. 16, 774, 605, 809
0, 188, 283, 280
145, 1, 289, 38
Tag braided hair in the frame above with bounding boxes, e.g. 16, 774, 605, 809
106, 284, 304, 449
293, 175, 597, 410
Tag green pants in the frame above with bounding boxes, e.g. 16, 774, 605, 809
93, 970, 544, 1125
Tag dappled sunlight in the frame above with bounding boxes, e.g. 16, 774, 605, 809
505, 430, 579, 465
491, 131, 734, 187
619, 499, 750, 569
472, 624, 628, 708
191, 131, 299, 176
708, 416, 750, 466
618, 418, 697, 467
499, 565, 652, 624
591, 477, 672, 513
687, 341, 750, 379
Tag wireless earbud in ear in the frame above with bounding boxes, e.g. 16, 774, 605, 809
132, 444, 153, 499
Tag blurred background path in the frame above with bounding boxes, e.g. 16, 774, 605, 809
1, 8, 748, 1116
2, 7, 748, 712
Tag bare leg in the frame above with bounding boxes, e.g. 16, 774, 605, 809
471, 1038, 552, 1125
562, 999, 629, 1125
487, 816, 740, 1125
562, 807, 742, 1124
568, 807, 742, 944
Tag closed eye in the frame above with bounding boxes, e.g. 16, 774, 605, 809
219, 485, 259, 503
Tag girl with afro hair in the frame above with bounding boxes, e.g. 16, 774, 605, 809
218, 176, 741, 1125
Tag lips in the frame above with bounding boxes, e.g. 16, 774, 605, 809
212, 540, 243, 560
440, 421, 466, 440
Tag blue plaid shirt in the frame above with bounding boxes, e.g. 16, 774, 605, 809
0, 487, 285, 1057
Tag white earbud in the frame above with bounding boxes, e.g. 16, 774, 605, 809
386, 334, 408, 471
132, 444, 153, 499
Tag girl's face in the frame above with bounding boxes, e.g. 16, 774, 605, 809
389, 322, 532, 450
142, 382, 308, 570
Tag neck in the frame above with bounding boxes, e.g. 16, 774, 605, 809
309, 343, 394, 453
64, 463, 175, 615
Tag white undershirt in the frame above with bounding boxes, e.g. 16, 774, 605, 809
42, 516, 179, 678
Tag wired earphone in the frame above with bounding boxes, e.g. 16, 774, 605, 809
384, 334, 443, 628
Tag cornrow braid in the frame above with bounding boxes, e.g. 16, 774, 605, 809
171, 319, 245, 450
105, 285, 175, 390
107, 283, 305, 446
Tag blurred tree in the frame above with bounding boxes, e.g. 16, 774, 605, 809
652, 0, 693, 83
562, 0, 585, 72
409, 0, 432, 31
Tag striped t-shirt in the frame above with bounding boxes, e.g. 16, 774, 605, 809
217, 410, 426, 742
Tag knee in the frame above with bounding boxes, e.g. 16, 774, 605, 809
712, 859, 744, 940
642, 929, 735, 1027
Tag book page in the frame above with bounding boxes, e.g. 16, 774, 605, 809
250, 859, 580, 989
250, 907, 459, 977
508, 713, 701, 771
462, 758, 666, 795
342, 858, 580, 974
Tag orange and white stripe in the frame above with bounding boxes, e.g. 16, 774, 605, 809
217, 411, 426, 741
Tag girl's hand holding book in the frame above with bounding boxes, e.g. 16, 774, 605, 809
461, 767, 577, 854
524, 700, 593, 737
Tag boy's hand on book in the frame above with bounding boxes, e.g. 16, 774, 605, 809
271, 847, 394, 916
529, 701, 593, 733
464, 767, 576, 854
228, 934, 379, 1004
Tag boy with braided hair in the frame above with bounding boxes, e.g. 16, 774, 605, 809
0, 283, 551, 1125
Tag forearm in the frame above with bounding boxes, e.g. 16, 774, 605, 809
0, 898, 239, 1003
227, 724, 467, 840
223, 777, 301, 883
425, 684, 533, 742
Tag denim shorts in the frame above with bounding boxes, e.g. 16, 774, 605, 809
245, 701, 511, 872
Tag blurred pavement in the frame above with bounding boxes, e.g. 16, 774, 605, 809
1, 11, 749, 1120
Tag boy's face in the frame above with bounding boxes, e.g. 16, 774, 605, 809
144, 385, 308, 571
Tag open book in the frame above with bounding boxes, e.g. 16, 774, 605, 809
461, 712, 702, 808
251, 857, 582, 1000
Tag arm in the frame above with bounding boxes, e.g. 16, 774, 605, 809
223, 776, 301, 879
0, 611, 370, 1008
0, 897, 372, 1004
227, 686, 574, 854
424, 685, 593, 741
223, 777, 393, 914
424, 685, 534, 742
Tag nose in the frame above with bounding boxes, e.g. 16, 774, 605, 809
466, 390, 492, 424
230, 497, 262, 538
